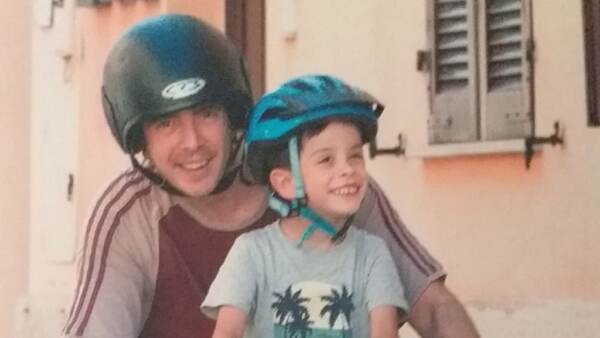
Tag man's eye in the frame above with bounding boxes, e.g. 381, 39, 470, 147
153, 118, 173, 129
194, 107, 218, 118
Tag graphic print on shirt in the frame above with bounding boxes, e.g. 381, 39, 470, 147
272, 281, 354, 338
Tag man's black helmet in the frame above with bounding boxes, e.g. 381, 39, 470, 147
102, 14, 253, 153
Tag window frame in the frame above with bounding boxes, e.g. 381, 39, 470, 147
583, 0, 600, 127
225, 0, 266, 101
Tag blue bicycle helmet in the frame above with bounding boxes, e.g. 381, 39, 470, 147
245, 74, 383, 183
244, 74, 384, 244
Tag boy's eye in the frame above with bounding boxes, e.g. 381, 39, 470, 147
351, 152, 364, 160
318, 156, 333, 164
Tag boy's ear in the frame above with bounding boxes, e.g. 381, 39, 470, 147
269, 168, 295, 200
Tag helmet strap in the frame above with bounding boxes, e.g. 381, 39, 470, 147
210, 128, 245, 194
130, 153, 185, 196
288, 136, 305, 207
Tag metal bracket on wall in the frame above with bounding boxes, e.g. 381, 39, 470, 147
77, 0, 111, 7
369, 133, 405, 159
77, 0, 157, 6
35, 0, 64, 28
524, 121, 564, 169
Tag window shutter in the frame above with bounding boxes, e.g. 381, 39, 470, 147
428, 0, 479, 144
480, 0, 532, 140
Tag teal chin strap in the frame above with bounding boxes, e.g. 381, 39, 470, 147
297, 207, 337, 245
268, 195, 338, 245
288, 136, 305, 210
267, 136, 339, 246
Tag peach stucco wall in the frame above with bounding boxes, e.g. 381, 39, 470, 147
0, 1, 31, 337
266, 0, 600, 336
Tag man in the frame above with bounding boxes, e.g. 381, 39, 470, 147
63, 14, 479, 338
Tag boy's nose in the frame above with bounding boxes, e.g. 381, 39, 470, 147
339, 159, 356, 176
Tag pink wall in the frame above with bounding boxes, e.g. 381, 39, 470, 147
0, 1, 31, 336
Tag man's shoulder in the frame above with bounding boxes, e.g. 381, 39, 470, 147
354, 176, 385, 222
93, 168, 150, 202
83, 168, 167, 236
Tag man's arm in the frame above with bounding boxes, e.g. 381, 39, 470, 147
355, 177, 479, 337
63, 174, 153, 338
212, 306, 246, 338
408, 280, 479, 338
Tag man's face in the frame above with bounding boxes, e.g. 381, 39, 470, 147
299, 121, 367, 226
142, 105, 232, 197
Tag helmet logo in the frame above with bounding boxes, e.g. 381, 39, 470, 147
162, 78, 206, 100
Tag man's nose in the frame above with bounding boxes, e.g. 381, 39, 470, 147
179, 113, 205, 149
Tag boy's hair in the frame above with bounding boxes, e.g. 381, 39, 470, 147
264, 116, 365, 190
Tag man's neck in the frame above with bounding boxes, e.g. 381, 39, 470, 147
175, 176, 270, 231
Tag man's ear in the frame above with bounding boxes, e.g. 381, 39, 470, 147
269, 168, 295, 200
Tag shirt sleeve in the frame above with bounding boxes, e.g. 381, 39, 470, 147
201, 233, 259, 320
353, 176, 446, 309
62, 174, 155, 338
364, 235, 409, 314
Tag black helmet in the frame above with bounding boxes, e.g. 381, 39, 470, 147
102, 14, 252, 153
244, 74, 384, 184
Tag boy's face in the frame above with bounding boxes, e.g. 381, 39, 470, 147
299, 121, 367, 226
142, 105, 232, 197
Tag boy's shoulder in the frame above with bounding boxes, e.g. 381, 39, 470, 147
236, 219, 280, 245
349, 226, 387, 249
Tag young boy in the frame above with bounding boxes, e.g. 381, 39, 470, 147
201, 74, 407, 338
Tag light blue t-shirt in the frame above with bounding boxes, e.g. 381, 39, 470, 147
202, 221, 407, 338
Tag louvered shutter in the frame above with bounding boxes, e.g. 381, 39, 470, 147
480, 0, 532, 140
428, 0, 479, 144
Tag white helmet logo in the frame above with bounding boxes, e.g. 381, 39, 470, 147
162, 78, 206, 100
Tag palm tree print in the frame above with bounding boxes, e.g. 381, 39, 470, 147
272, 286, 311, 337
272, 286, 310, 324
319, 285, 354, 329
286, 310, 314, 338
